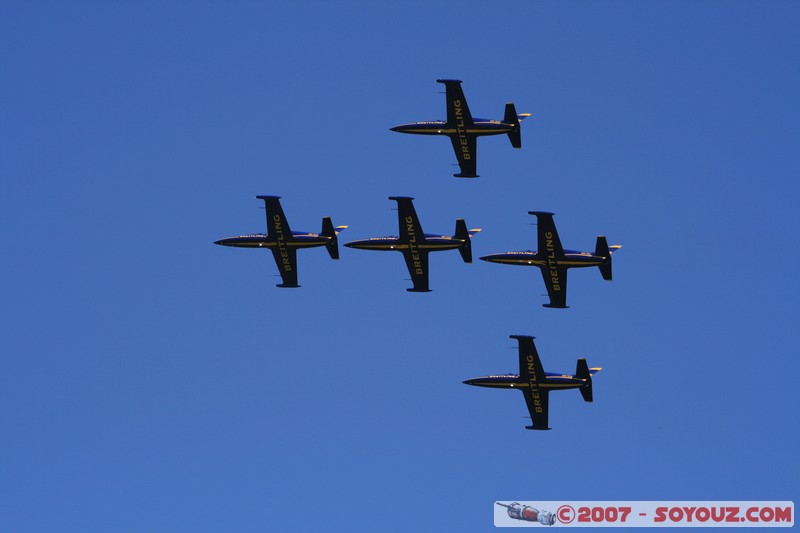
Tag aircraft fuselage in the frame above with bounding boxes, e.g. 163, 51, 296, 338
390, 119, 514, 137
214, 232, 333, 249
344, 234, 467, 252
480, 249, 605, 268
463, 373, 587, 391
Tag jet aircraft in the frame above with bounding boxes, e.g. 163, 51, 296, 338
480, 211, 621, 308
343, 196, 480, 292
214, 195, 346, 288
390, 79, 531, 178
463, 335, 601, 430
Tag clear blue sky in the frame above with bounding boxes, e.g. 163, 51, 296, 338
1, 2, 798, 531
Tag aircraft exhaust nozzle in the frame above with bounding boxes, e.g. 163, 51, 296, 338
595, 236, 612, 281
504, 102, 522, 148
321, 217, 339, 260
454, 218, 472, 263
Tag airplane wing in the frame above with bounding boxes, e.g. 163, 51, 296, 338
390, 196, 425, 244
402, 249, 430, 292
270, 246, 298, 288
436, 80, 478, 177
540, 265, 568, 308
257, 195, 293, 238
255, 196, 299, 287
449, 135, 478, 178
514, 335, 546, 384
512, 335, 550, 430
437, 79, 474, 126
388, 197, 430, 292
530, 211, 563, 257
522, 389, 550, 430
529, 211, 568, 308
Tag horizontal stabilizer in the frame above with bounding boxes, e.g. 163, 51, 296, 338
579, 383, 593, 403
504, 103, 522, 148
454, 218, 476, 263
321, 217, 340, 260
576, 358, 593, 403
595, 236, 613, 280
575, 358, 590, 380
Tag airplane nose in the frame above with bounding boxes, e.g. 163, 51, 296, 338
214, 239, 224, 245
463, 379, 474, 385
343, 242, 354, 248
389, 126, 400, 132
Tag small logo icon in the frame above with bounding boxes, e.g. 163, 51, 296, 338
557, 504, 576, 524
497, 502, 556, 525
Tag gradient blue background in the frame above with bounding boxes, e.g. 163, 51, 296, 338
2, 2, 798, 531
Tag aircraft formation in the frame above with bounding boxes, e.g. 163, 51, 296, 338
215, 79, 621, 430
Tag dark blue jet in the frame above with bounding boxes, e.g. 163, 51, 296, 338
480, 211, 621, 308
390, 79, 530, 178
215, 195, 347, 288
344, 196, 480, 292
463, 335, 601, 430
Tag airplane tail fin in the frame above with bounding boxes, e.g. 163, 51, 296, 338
595, 236, 613, 281
321, 217, 344, 260
504, 103, 530, 149
454, 218, 481, 263
575, 358, 594, 403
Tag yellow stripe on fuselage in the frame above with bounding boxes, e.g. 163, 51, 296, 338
358, 243, 461, 251
402, 127, 512, 135
492, 259, 600, 267
477, 381, 581, 389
